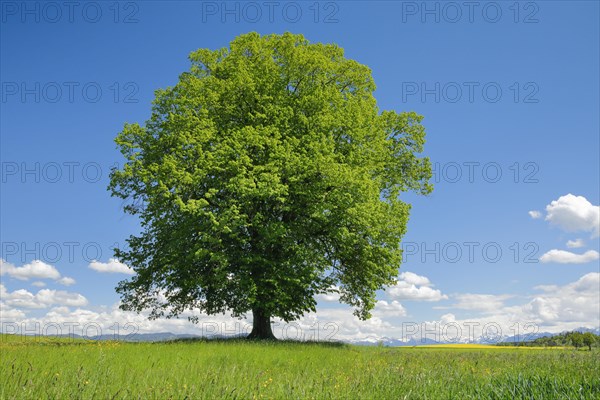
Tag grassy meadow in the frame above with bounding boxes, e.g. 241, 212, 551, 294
1, 334, 598, 399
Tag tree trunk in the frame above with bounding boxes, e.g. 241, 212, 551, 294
247, 308, 276, 340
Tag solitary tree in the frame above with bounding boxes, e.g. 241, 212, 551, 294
109, 32, 432, 339
570, 332, 584, 349
582, 332, 596, 351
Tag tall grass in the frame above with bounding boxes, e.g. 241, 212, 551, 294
1, 335, 598, 399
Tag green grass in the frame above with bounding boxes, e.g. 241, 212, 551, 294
1, 334, 598, 399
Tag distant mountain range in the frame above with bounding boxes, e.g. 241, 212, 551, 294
349, 327, 600, 347
347, 327, 600, 347
42, 327, 600, 346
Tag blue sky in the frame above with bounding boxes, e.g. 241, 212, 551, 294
1, 1, 599, 341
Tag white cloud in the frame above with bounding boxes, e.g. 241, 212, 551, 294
5, 289, 47, 309
566, 239, 585, 248
296, 306, 397, 340
545, 194, 600, 237
0, 302, 26, 320
1, 259, 75, 286
418, 273, 600, 342
528, 210, 542, 219
1, 270, 597, 343
0, 259, 12, 276
398, 271, 431, 286
524, 272, 600, 325
89, 258, 134, 275
0, 259, 60, 281
0, 284, 88, 309
450, 294, 513, 313
57, 277, 76, 286
539, 249, 599, 264
374, 300, 407, 316
439, 313, 456, 324
387, 272, 447, 301
317, 287, 340, 302
35, 289, 88, 307
0, 283, 408, 341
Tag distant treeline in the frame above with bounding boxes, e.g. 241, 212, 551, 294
497, 331, 599, 350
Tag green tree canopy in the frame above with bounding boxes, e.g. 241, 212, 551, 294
109, 32, 432, 339
582, 332, 596, 350
571, 332, 584, 348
